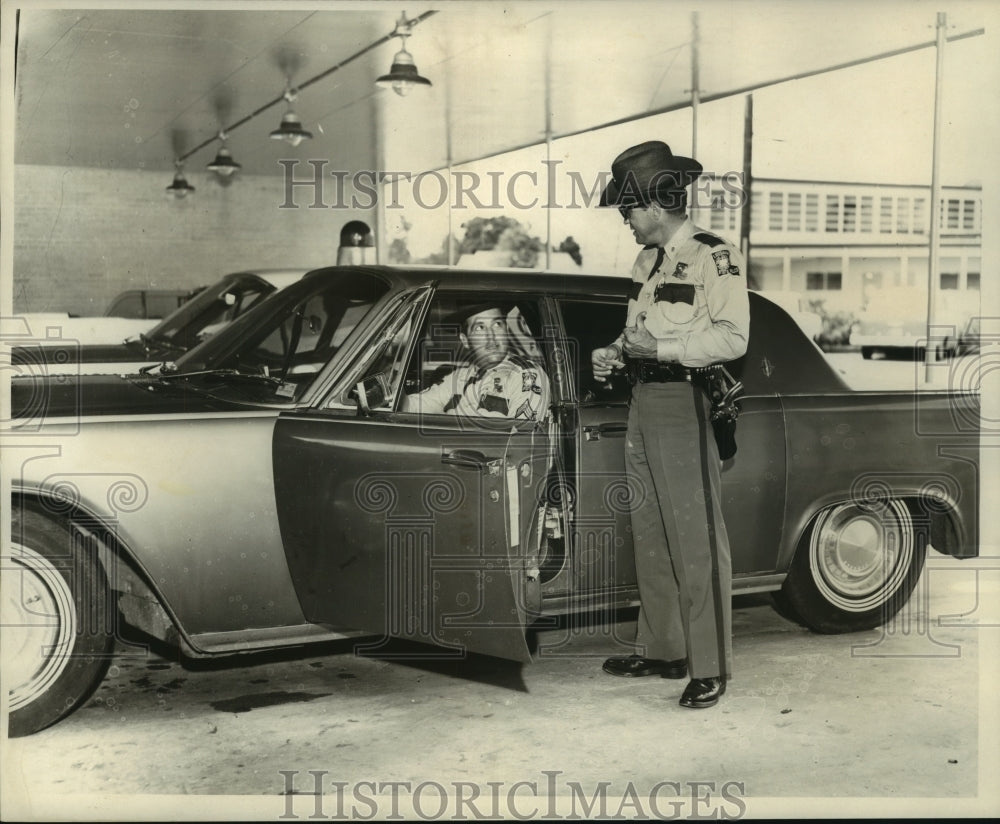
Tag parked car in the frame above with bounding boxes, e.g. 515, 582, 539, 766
10, 269, 309, 376
940, 315, 983, 359
105, 287, 203, 319
5, 266, 980, 736
10, 312, 159, 346
850, 288, 979, 359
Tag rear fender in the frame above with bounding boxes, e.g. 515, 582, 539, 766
779, 470, 975, 571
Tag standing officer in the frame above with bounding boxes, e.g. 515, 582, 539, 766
592, 141, 749, 708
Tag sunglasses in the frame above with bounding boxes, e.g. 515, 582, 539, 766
618, 203, 646, 220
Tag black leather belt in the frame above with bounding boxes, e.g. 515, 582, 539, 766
627, 360, 691, 384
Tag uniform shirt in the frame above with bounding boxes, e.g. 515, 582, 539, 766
624, 218, 749, 367
407, 354, 549, 420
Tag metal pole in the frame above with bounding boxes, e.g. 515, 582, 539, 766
546, 44, 554, 268
924, 12, 946, 383
740, 95, 753, 270
690, 11, 700, 158
689, 11, 700, 223
445, 63, 455, 267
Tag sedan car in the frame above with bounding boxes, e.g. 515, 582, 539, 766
5, 265, 980, 736
10, 269, 308, 376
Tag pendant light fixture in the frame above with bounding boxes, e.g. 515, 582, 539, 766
206, 131, 242, 180
166, 160, 196, 197
162, 11, 437, 194
376, 12, 433, 97
269, 85, 313, 147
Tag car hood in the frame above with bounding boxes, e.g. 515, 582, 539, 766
10, 374, 252, 420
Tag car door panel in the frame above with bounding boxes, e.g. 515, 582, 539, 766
273, 415, 547, 662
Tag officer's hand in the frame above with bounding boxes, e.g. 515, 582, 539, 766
591, 344, 624, 382
622, 314, 658, 359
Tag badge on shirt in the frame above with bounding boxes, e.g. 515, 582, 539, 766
671, 261, 689, 280
712, 249, 741, 277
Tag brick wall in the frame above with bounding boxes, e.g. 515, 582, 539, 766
12, 164, 376, 316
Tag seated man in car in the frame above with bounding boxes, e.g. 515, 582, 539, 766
401, 302, 549, 420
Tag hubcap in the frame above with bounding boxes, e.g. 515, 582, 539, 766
810, 500, 914, 612
3, 544, 76, 711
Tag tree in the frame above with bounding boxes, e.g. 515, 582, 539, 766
459, 217, 544, 268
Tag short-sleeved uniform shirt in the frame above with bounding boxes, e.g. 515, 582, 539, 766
409, 355, 548, 419
624, 218, 750, 367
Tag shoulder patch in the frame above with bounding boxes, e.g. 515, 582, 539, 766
692, 231, 725, 248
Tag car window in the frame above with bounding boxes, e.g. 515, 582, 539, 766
390, 293, 551, 423
106, 292, 144, 318
247, 290, 372, 382
172, 275, 390, 404
144, 293, 189, 319
557, 298, 631, 405
325, 294, 424, 411
150, 280, 272, 348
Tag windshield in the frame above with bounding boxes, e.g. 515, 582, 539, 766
170, 270, 393, 398
143, 273, 276, 350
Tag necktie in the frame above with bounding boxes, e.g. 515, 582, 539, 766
648, 247, 665, 280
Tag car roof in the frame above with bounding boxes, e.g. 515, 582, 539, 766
223, 269, 312, 289
298, 264, 632, 298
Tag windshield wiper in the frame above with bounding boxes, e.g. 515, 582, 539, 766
151, 367, 282, 386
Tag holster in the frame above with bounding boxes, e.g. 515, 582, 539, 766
692, 365, 744, 460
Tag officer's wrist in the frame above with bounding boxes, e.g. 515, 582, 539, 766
656, 338, 683, 363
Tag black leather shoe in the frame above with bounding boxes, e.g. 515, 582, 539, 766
679, 677, 726, 708
602, 655, 687, 679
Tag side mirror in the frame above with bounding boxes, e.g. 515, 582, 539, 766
352, 372, 389, 414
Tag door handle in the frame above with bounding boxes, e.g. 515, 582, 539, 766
441, 449, 491, 470
583, 422, 628, 441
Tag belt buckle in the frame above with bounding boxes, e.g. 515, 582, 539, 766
640, 360, 661, 383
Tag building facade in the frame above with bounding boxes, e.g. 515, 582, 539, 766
705, 177, 982, 314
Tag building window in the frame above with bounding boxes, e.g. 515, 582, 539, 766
962, 199, 977, 230
825, 195, 840, 232
805, 194, 819, 231
944, 198, 960, 229
787, 193, 802, 231
896, 197, 910, 234
880, 197, 893, 233
768, 192, 784, 231
913, 198, 926, 235
967, 272, 980, 291
940, 273, 959, 290
860, 196, 873, 233
806, 271, 842, 290
843, 196, 857, 232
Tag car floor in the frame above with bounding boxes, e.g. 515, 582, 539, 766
3, 555, 996, 820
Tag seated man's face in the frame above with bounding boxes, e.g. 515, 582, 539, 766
461, 308, 510, 368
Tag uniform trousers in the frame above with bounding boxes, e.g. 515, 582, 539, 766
625, 380, 733, 679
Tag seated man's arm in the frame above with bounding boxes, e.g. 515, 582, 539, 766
401, 366, 465, 414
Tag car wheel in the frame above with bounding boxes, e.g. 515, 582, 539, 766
861, 347, 873, 360
772, 499, 925, 633
5, 507, 115, 737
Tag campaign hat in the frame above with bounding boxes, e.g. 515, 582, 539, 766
599, 140, 703, 207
